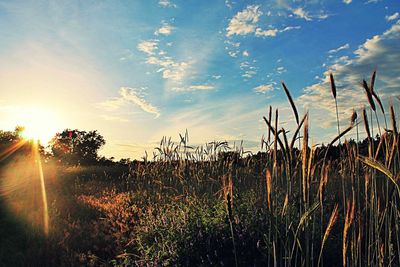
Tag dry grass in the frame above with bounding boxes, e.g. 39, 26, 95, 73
0, 70, 399, 266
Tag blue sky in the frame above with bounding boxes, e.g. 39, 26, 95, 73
0, 0, 399, 159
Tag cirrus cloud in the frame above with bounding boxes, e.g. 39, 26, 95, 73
98, 87, 160, 118
120, 87, 160, 118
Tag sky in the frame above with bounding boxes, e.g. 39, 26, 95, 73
0, 0, 399, 159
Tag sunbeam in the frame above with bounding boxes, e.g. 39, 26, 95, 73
0, 139, 27, 163
0, 140, 50, 236
35, 143, 49, 236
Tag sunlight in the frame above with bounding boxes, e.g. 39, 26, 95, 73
15, 107, 62, 145
0, 140, 51, 236
0, 139, 27, 162
34, 142, 49, 236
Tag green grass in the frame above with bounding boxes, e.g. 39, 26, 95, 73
1, 72, 399, 266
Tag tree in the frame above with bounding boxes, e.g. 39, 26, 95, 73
0, 126, 23, 144
50, 129, 105, 165
0, 126, 37, 163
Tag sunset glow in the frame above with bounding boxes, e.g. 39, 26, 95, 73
15, 108, 62, 145
0, 1, 398, 159
1, 1, 400, 266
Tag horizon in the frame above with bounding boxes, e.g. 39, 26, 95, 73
1, 0, 399, 159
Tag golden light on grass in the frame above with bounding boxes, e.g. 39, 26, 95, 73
0, 135, 51, 236
0, 139, 27, 162
34, 142, 49, 236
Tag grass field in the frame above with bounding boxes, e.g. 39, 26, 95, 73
1, 76, 399, 266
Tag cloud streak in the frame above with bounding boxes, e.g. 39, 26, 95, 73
172, 85, 215, 92
328, 43, 350, 54
120, 87, 160, 118
254, 84, 274, 93
291, 7, 329, 21
98, 88, 160, 118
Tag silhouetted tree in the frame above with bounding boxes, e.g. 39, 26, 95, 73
50, 129, 105, 165
0, 126, 38, 164
0, 126, 23, 144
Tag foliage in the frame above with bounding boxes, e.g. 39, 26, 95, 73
0, 126, 23, 144
49, 129, 105, 165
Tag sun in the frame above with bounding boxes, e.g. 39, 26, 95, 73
20, 125, 43, 142
15, 107, 62, 144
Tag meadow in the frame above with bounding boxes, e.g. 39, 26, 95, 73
0, 72, 399, 266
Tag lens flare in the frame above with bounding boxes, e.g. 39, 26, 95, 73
0, 140, 50, 236
35, 143, 49, 236
13, 107, 62, 145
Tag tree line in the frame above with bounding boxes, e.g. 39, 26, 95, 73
0, 127, 111, 165
0, 126, 387, 166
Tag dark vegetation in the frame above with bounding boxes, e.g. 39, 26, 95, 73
0, 71, 399, 266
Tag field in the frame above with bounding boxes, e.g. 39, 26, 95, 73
1, 77, 400, 267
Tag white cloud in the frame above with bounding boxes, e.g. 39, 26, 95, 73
365, 0, 382, 4
255, 25, 300, 37
138, 40, 193, 84
226, 5, 300, 39
293, 7, 312, 21
328, 43, 350, 54
161, 62, 191, 82
386, 12, 399, 21
291, 7, 329, 21
281, 26, 301, 32
137, 40, 158, 55
255, 28, 278, 37
228, 51, 239, 57
172, 85, 215, 92
317, 14, 329, 20
343, 0, 352, 4
226, 5, 262, 36
254, 84, 274, 93
276, 66, 287, 74
146, 56, 192, 83
225, 40, 240, 47
155, 22, 175, 36
159, 0, 176, 8
120, 87, 160, 118
240, 61, 257, 79
97, 88, 160, 118
242, 70, 257, 78
240, 62, 250, 69
225, 0, 233, 8
298, 20, 400, 132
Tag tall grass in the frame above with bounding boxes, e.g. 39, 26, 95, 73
2, 71, 399, 266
